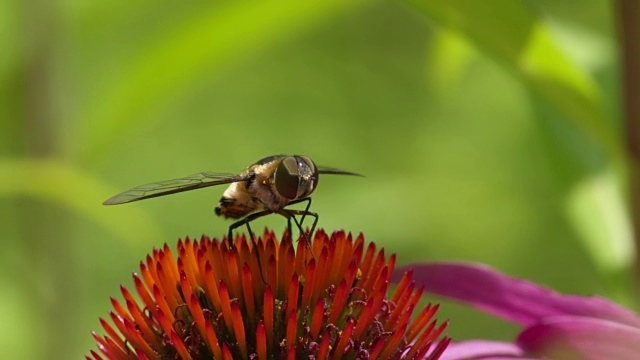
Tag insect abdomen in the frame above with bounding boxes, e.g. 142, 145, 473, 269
214, 197, 253, 219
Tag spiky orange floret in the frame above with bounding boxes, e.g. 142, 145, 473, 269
89, 229, 449, 359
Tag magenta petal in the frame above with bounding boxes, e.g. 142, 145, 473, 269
439, 340, 527, 360
393, 262, 640, 327
517, 316, 640, 360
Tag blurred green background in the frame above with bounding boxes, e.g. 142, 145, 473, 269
1, 0, 633, 358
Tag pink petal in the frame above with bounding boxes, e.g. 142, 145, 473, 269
517, 316, 640, 360
394, 262, 640, 327
439, 340, 528, 360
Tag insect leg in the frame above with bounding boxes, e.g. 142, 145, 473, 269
227, 210, 272, 248
279, 210, 303, 242
278, 210, 314, 263
282, 197, 312, 238
280, 209, 319, 257
285, 197, 312, 225
228, 210, 273, 284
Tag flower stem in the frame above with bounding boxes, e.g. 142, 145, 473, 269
617, 0, 640, 293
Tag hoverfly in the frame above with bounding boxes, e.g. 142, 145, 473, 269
103, 155, 361, 249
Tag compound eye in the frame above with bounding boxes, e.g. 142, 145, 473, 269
275, 157, 299, 199
298, 156, 318, 197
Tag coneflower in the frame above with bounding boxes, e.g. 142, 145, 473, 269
88, 229, 450, 359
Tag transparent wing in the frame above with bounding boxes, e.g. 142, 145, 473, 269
103, 172, 249, 205
317, 167, 364, 177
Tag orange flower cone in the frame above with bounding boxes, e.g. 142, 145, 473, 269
88, 229, 449, 359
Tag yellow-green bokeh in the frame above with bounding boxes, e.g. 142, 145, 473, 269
0, 0, 627, 358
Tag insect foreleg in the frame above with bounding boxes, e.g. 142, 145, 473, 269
280, 208, 319, 255
287, 217, 293, 241
285, 197, 312, 220
227, 210, 274, 284
227, 210, 272, 248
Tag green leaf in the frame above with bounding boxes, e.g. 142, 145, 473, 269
426, 29, 474, 92
72, 0, 371, 161
405, 0, 630, 280
566, 170, 634, 273
404, 0, 620, 160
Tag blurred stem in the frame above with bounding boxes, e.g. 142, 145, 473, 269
21, 0, 74, 358
617, 0, 640, 290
